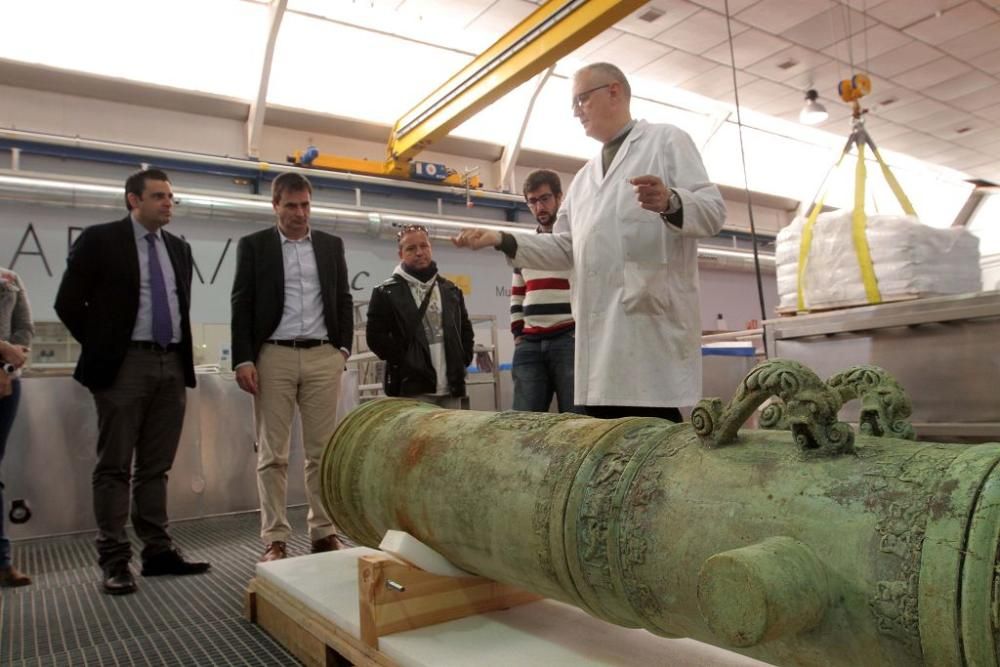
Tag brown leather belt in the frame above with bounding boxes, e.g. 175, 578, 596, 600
266, 339, 330, 349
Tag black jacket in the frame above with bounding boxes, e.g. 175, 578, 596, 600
366, 273, 474, 398
54, 216, 196, 390
230, 227, 353, 366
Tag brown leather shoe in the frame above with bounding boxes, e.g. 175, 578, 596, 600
0, 565, 31, 587
260, 541, 287, 562
310, 535, 343, 554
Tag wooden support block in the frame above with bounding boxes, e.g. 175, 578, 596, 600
244, 579, 258, 622
249, 576, 397, 667
357, 553, 541, 649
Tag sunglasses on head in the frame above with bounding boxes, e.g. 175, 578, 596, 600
396, 224, 428, 240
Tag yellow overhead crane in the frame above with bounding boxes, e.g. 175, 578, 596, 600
288, 0, 647, 188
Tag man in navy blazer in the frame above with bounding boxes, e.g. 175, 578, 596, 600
230, 172, 353, 562
55, 169, 209, 595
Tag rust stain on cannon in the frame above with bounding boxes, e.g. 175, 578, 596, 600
403, 436, 430, 469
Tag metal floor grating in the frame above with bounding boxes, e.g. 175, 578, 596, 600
1, 507, 326, 666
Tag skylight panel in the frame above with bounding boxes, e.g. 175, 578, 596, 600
267, 12, 471, 122
0, 0, 269, 99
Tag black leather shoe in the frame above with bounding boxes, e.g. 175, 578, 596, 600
141, 549, 210, 577
310, 534, 344, 554
102, 563, 137, 595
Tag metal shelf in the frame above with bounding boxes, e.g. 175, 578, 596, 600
348, 301, 500, 410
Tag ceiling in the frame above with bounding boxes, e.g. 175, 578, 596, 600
588, 0, 1000, 183
0, 0, 998, 186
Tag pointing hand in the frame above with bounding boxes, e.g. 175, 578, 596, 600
452, 228, 502, 250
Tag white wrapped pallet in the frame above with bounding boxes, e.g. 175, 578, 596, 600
776, 210, 981, 311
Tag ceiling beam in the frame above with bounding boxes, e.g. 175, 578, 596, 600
496, 66, 554, 193
246, 0, 288, 159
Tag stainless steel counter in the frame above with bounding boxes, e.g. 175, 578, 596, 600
764, 291, 1000, 440
5, 371, 358, 540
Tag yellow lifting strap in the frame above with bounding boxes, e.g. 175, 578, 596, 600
796, 160, 841, 312
795, 126, 915, 312
870, 144, 917, 216
851, 144, 882, 305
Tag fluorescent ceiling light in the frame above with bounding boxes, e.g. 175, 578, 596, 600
699, 246, 775, 265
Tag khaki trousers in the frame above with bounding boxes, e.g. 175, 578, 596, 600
255, 343, 344, 543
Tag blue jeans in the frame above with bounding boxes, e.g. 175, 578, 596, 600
0, 378, 21, 568
512, 331, 580, 413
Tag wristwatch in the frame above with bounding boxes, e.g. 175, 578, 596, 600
659, 189, 681, 220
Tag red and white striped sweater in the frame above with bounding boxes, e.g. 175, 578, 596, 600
510, 267, 574, 340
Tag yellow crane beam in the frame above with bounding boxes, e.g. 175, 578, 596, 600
294, 0, 647, 186
384, 0, 646, 177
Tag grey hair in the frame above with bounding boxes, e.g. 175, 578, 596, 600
576, 62, 631, 99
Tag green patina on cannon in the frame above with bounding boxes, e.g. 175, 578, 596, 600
321, 359, 1000, 666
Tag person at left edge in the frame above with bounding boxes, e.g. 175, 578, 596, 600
55, 168, 210, 596
230, 172, 354, 564
0, 267, 34, 587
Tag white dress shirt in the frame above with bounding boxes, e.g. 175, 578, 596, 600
270, 229, 330, 341
130, 216, 182, 343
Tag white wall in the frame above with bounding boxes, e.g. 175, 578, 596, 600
1, 198, 777, 366
0, 83, 581, 195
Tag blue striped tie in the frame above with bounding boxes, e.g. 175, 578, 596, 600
146, 233, 173, 348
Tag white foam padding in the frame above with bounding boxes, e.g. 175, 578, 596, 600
776, 210, 982, 310
379, 530, 472, 577
256, 547, 771, 667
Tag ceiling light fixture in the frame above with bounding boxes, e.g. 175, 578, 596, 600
799, 89, 829, 125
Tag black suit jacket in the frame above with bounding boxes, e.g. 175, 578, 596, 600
230, 227, 353, 366
54, 216, 197, 390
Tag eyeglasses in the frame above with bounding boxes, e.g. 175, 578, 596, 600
395, 224, 428, 240
571, 84, 611, 111
526, 193, 555, 207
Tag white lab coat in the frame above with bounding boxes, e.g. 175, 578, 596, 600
511, 120, 726, 407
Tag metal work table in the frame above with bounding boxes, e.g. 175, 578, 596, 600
763, 291, 1000, 440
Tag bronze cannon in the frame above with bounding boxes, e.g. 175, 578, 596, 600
321, 359, 1000, 666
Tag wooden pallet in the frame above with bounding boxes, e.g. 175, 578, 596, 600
776, 291, 923, 316
245, 553, 540, 666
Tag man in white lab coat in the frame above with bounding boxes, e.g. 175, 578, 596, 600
453, 62, 726, 420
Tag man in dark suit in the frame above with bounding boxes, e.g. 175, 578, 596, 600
230, 172, 353, 562
55, 168, 210, 596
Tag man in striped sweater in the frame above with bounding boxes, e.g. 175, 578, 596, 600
510, 170, 579, 413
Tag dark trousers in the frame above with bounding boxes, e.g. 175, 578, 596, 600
511, 331, 580, 414
583, 404, 683, 422
92, 349, 186, 570
0, 378, 20, 568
